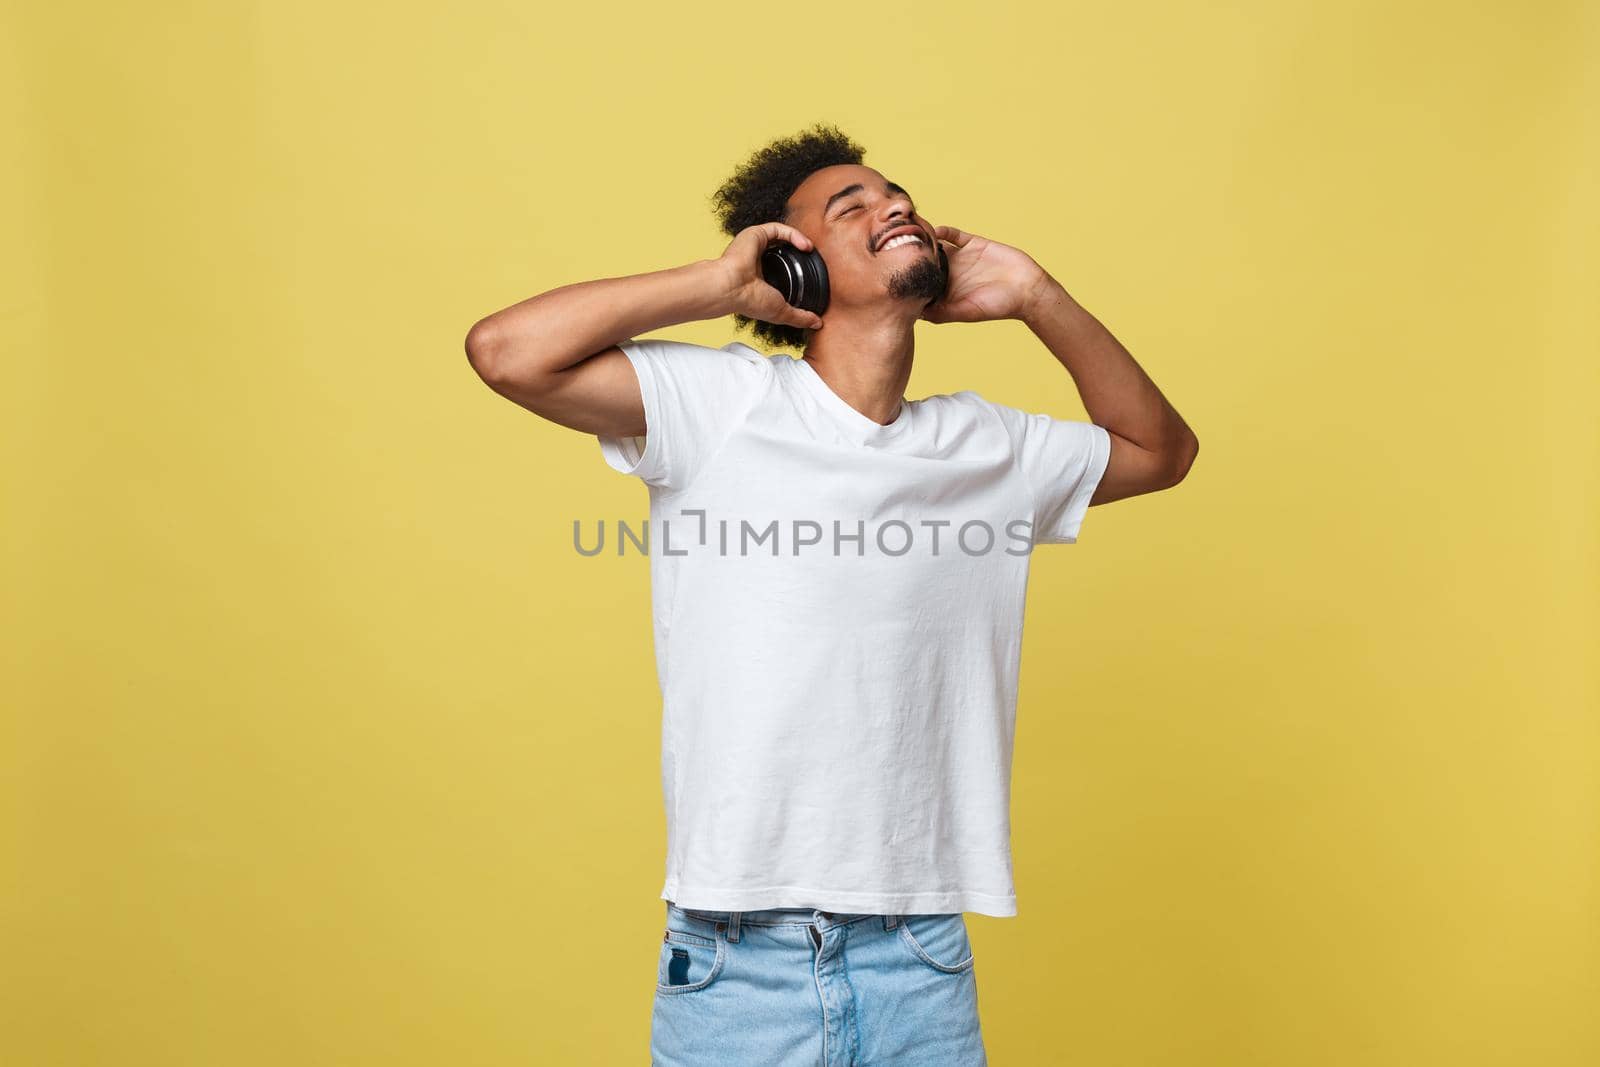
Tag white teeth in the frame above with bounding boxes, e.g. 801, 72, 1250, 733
880, 234, 921, 251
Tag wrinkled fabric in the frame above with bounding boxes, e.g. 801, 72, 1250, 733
599, 339, 1110, 918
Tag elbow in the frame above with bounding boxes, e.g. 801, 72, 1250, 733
464, 318, 504, 382
1167, 433, 1199, 487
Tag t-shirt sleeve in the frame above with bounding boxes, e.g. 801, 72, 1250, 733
596, 338, 769, 492
988, 399, 1112, 545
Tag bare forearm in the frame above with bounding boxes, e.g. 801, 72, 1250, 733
1020, 273, 1197, 459
466, 259, 731, 382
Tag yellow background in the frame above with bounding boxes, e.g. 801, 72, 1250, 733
5, 0, 1596, 1063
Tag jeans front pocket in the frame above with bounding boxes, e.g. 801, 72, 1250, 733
656, 925, 726, 994
896, 913, 976, 974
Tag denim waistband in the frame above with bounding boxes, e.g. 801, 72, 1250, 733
671, 904, 871, 924
666, 900, 903, 937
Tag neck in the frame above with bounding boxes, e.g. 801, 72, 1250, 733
800, 314, 917, 427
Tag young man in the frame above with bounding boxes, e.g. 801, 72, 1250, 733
465, 124, 1197, 1066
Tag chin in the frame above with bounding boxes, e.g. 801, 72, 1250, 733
884, 257, 947, 303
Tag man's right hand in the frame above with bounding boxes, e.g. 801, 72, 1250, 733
714, 223, 825, 332
465, 226, 823, 438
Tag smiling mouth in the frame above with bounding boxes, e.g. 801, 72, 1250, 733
877, 235, 928, 253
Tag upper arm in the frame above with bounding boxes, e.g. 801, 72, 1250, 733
483, 337, 771, 492
1090, 428, 1198, 505
475, 342, 648, 440
980, 392, 1196, 543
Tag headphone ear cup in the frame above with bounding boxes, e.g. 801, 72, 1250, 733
760, 241, 830, 319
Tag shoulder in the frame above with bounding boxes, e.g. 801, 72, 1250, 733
717, 340, 784, 378
616, 337, 778, 401
619, 336, 774, 373
936, 389, 1079, 442
922, 391, 1106, 471
919, 388, 1012, 433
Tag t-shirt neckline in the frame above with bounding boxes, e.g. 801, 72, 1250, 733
792, 356, 913, 445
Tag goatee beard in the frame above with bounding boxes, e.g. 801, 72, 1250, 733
885, 255, 946, 304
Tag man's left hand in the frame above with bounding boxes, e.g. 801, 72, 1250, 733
920, 225, 1050, 325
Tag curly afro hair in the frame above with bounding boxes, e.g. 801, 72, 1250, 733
709, 123, 866, 353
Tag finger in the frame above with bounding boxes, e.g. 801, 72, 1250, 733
933, 225, 970, 247
781, 302, 822, 329
764, 221, 813, 250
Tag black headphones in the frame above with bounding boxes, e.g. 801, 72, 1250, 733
760, 236, 949, 320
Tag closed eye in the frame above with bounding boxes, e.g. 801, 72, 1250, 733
836, 203, 919, 219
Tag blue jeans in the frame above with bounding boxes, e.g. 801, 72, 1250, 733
652, 901, 988, 1066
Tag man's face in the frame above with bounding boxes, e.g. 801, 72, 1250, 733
785, 164, 945, 312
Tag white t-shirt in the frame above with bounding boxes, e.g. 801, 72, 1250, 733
597, 337, 1110, 917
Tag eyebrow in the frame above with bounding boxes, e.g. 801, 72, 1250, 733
824, 179, 911, 218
